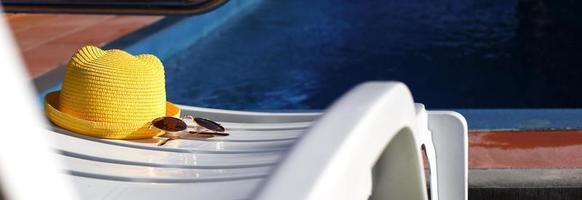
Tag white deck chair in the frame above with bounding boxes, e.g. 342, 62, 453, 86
48, 82, 466, 200
0, 16, 467, 200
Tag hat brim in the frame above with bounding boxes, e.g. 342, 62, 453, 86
45, 91, 181, 139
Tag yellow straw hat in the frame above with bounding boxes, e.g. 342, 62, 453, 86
44, 45, 180, 139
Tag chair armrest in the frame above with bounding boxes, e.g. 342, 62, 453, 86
255, 81, 430, 200
428, 111, 468, 200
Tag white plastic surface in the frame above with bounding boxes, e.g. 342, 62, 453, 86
428, 111, 468, 200
255, 82, 467, 200
41, 81, 467, 200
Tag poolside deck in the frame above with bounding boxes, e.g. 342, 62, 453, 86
4, 13, 162, 77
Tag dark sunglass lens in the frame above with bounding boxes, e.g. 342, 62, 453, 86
194, 117, 225, 132
152, 117, 187, 132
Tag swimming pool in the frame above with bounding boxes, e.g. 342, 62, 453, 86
39, 0, 582, 130
159, 0, 582, 111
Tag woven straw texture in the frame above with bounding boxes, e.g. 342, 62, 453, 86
45, 45, 180, 139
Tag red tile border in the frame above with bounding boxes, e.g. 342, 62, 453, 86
3, 14, 162, 78
22, 42, 85, 76
469, 130, 582, 169
51, 15, 163, 46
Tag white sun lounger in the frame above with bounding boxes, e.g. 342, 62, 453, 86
43, 82, 467, 200
0, 19, 467, 200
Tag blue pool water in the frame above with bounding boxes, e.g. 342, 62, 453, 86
162, 0, 582, 111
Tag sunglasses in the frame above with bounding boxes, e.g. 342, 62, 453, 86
150, 115, 228, 145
